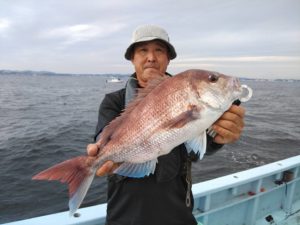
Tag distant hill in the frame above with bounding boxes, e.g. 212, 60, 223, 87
0, 69, 67, 76
0, 69, 127, 77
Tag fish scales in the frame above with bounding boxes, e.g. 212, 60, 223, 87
103, 75, 199, 163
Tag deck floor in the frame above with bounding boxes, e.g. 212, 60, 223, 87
278, 210, 300, 225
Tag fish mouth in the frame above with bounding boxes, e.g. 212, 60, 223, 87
230, 77, 241, 90
239, 85, 253, 102
229, 77, 253, 103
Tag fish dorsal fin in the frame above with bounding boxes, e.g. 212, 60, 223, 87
136, 75, 170, 99
122, 75, 169, 116
98, 75, 169, 150
124, 75, 170, 112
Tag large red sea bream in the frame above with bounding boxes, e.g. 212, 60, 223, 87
33, 69, 252, 215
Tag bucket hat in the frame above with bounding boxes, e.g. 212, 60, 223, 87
125, 25, 177, 60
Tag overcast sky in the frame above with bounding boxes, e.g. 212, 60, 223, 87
0, 0, 299, 79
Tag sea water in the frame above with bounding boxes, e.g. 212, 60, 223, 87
0, 74, 299, 223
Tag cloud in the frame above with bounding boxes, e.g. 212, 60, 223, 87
39, 22, 126, 45
0, 0, 299, 78
0, 18, 11, 35
176, 56, 300, 63
170, 55, 300, 79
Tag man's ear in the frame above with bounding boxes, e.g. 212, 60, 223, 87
130, 55, 135, 63
167, 59, 170, 66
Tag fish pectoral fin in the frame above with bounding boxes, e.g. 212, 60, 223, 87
185, 132, 207, 160
113, 159, 158, 178
164, 104, 201, 129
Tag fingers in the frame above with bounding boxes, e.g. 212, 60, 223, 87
220, 105, 245, 122
96, 161, 114, 176
228, 105, 245, 119
214, 119, 242, 136
213, 125, 241, 144
212, 105, 246, 144
86, 143, 121, 177
96, 161, 122, 176
87, 143, 99, 156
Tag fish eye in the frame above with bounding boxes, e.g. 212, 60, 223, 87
208, 74, 219, 83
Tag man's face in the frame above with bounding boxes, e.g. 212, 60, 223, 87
131, 40, 170, 87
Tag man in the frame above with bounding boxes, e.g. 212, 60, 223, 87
87, 25, 245, 225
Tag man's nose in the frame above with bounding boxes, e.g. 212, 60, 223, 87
147, 51, 157, 62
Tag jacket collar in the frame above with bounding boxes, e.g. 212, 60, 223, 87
125, 72, 171, 106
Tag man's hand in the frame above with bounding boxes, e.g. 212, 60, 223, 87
86, 144, 120, 176
212, 105, 245, 144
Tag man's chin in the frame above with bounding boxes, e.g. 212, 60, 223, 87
144, 68, 164, 76
144, 67, 159, 72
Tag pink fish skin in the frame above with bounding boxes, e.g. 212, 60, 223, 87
33, 69, 247, 215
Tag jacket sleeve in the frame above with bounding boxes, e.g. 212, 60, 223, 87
94, 89, 125, 141
205, 134, 223, 155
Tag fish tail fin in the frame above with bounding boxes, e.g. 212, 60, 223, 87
32, 156, 97, 216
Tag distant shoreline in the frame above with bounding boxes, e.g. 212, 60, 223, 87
0, 69, 129, 77
0, 69, 299, 82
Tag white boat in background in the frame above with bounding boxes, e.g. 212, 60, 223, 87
4, 155, 300, 225
106, 77, 123, 83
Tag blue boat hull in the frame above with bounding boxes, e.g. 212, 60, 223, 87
4, 155, 300, 225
